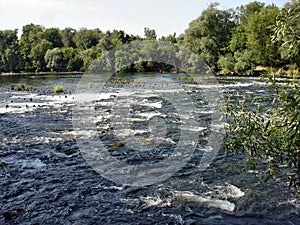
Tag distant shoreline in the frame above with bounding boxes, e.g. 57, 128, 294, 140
0, 71, 84, 76
1, 70, 299, 79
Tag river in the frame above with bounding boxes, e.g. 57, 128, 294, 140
0, 73, 299, 224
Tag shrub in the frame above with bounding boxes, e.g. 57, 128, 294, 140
13, 84, 32, 91
53, 85, 65, 93
224, 76, 300, 189
233, 50, 256, 75
218, 54, 235, 74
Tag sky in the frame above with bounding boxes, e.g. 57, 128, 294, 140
0, 0, 290, 38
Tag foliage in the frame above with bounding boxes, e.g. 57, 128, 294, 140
18, 24, 45, 72
13, 84, 32, 91
236, 1, 265, 24
0, 29, 20, 72
30, 40, 53, 72
183, 2, 236, 71
53, 85, 65, 93
60, 27, 76, 48
233, 50, 256, 75
144, 28, 157, 40
160, 33, 177, 43
44, 28, 63, 48
244, 6, 281, 66
0, 1, 299, 74
224, 77, 300, 188
218, 54, 235, 74
89, 40, 210, 74
61, 47, 83, 72
229, 26, 247, 52
218, 1, 299, 74
272, 0, 300, 66
73, 28, 102, 50
45, 48, 64, 72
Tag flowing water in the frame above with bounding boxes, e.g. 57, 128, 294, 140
0, 74, 299, 225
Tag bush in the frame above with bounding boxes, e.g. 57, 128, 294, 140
233, 50, 256, 75
12, 84, 32, 91
218, 54, 235, 74
224, 76, 300, 189
53, 85, 65, 93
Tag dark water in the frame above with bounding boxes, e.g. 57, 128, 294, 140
0, 74, 299, 224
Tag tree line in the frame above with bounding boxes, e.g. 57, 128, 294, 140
0, 0, 299, 75
183, 0, 299, 75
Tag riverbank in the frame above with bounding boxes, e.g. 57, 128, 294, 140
217, 66, 300, 79
0, 71, 84, 76
2, 68, 299, 79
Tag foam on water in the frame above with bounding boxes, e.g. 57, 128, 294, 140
21, 158, 45, 169
173, 191, 235, 212
0, 92, 75, 114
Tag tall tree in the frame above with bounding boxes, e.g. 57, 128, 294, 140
236, 1, 265, 24
44, 28, 63, 48
61, 47, 83, 71
60, 27, 76, 48
98, 33, 114, 51
0, 29, 20, 72
144, 28, 157, 40
45, 47, 64, 72
160, 33, 177, 43
184, 3, 236, 70
29, 39, 53, 72
111, 30, 131, 47
245, 5, 281, 66
73, 28, 102, 50
19, 24, 45, 71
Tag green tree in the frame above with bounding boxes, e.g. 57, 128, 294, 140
160, 33, 177, 43
111, 30, 131, 47
45, 47, 64, 72
98, 33, 114, 51
60, 27, 76, 48
0, 29, 20, 72
229, 26, 247, 52
272, 0, 300, 66
19, 24, 45, 71
144, 27, 157, 40
217, 2, 267, 74
233, 50, 256, 75
44, 28, 63, 48
29, 40, 53, 72
73, 28, 102, 50
228, 1, 264, 53
236, 1, 265, 24
114, 49, 135, 71
245, 5, 281, 66
184, 3, 236, 70
61, 47, 83, 71
80, 47, 102, 71
218, 54, 235, 74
